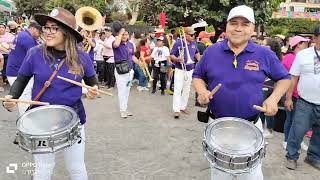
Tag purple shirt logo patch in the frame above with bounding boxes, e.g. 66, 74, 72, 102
244, 60, 260, 71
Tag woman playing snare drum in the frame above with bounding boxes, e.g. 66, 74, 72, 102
2, 8, 98, 180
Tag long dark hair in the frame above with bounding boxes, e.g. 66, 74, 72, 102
266, 38, 282, 60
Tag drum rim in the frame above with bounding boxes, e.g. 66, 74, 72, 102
204, 117, 264, 155
16, 105, 79, 136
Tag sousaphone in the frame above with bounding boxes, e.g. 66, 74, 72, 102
75, 6, 103, 52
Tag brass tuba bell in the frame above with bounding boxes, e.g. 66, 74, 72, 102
75, 6, 103, 53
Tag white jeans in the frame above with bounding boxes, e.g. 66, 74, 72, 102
172, 68, 193, 112
209, 117, 264, 180
33, 126, 87, 180
115, 69, 134, 112
7, 76, 34, 116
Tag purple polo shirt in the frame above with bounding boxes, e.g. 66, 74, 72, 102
193, 39, 290, 119
113, 41, 135, 69
170, 39, 199, 71
18, 46, 96, 124
7, 30, 38, 76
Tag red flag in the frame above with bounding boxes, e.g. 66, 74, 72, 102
160, 12, 166, 28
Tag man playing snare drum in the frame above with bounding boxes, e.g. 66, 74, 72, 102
192, 5, 291, 180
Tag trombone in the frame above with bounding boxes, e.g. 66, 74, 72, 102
181, 27, 194, 65
178, 28, 188, 81
75, 6, 103, 53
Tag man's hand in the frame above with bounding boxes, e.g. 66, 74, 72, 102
119, 28, 125, 36
197, 90, 213, 105
260, 97, 279, 116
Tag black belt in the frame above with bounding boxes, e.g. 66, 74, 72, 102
208, 110, 260, 124
176, 67, 194, 71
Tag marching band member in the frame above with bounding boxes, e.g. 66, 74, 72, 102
170, 27, 201, 119
113, 28, 140, 118
192, 5, 291, 180
6, 21, 42, 115
80, 29, 96, 62
2, 8, 98, 180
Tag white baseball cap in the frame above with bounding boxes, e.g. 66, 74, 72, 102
227, 5, 255, 24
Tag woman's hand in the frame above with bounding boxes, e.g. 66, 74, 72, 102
86, 86, 99, 99
2, 95, 17, 112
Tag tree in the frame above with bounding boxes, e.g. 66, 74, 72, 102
45, 0, 107, 15
123, 0, 141, 25
13, 0, 47, 17
140, 0, 284, 29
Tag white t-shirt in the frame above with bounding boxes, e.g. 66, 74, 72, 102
290, 47, 320, 105
94, 39, 104, 61
150, 46, 170, 67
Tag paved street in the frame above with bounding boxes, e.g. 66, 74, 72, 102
0, 84, 319, 180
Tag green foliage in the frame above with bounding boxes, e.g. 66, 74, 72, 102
207, 25, 215, 33
44, 0, 106, 15
111, 12, 129, 22
13, 0, 46, 17
134, 20, 148, 26
140, 0, 284, 28
266, 18, 319, 36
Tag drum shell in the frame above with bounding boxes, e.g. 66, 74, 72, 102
16, 105, 81, 154
202, 117, 265, 174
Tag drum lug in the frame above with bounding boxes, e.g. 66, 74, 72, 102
229, 156, 235, 169
202, 141, 207, 151
247, 156, 253, 168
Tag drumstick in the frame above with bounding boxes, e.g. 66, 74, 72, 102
210, 83, 222, 96
0, 98, 50, 105
57, 76, 113, 96
253, 105, 267, 113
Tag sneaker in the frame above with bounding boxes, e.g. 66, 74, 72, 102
161, 90, 165, 95
126, 111, 133, 116
301, 141, 308, 151
304, 157, 320, 170
120, 111, 127, 118
263, 129, 274, 139
166, 89, 173, 95
137, 86, 143, 91
285, 159, 297, 170
174, 112, 180, 119
283, 142, 287, 150
151, 89, 156, 94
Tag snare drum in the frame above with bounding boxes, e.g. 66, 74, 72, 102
16, 105, 81, 154
202, 117, 265, 174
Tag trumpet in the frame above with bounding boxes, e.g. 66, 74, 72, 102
75, 6, 103, 53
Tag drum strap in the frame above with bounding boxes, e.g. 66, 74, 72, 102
33, 58, 66, 102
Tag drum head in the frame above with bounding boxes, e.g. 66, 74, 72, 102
16, 105, 78, 135
205, 117, 264, 155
